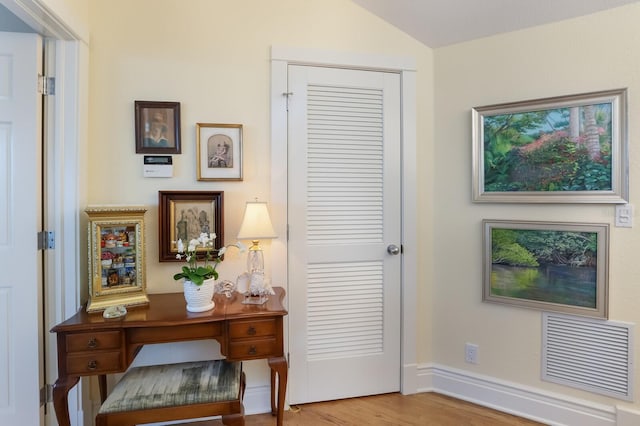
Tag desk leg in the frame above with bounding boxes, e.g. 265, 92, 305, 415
98, 374, 107, 403
52, 375, 80, 426
268, 356, 287, 426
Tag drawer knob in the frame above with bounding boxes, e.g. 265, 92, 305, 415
87, 337, 98, 349
248, 345, 257, 355
87, 360, 98, 371
247, 326, 257, 336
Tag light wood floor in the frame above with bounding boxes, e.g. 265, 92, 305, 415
183, 392, 545, 425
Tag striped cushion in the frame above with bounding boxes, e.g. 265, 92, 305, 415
98, 360, 241, 414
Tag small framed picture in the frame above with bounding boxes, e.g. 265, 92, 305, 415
85, 206, 150, 312
196, 123, 243, 181
158, 191, 224, 262
135, 101, 181, 154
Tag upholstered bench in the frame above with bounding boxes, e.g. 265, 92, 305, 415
95, 360, 245, 426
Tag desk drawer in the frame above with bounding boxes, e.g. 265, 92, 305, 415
66, 351, 123, 375
229, 319, 277, 339
228, 338, 277, 359
66, 331, 122, 352
128, 323, 223, 344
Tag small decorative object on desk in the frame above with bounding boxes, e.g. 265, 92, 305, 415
215, 280, 236, 298
103, 305, 127, 319
236, 272, 250, 294
242, 271, 275, 305
173, 233, 245, 312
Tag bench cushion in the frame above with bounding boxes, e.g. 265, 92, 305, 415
98, 360, 242, 414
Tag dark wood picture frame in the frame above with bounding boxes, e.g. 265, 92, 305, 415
135, 101, 182, 154
158, 191, 224, 262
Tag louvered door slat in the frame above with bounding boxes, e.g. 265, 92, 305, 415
306, 84, 383, 247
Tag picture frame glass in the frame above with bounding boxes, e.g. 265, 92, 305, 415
94, 222, 143, 292
141, 108, 177, 149
170, 200, 218, 254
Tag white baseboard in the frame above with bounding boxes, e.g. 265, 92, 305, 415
242, 384, 273, 415
418, 363, 619, 426
616, 406, 640, 426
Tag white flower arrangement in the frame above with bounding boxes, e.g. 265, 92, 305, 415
172, 233, 245, 285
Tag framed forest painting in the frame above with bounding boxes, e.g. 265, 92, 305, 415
472, 89, 628, 203
483, 220, 609, 318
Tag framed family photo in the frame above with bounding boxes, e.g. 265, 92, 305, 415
472, 89, 628, 203
196, 123, 243, 181
158, 191, 224, 262
483, 220, 609, 318
135, 101, 181, 154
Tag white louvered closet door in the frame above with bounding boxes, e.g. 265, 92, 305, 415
287, 65, 402, 403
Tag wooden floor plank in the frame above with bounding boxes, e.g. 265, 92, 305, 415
177, 392, 545, 425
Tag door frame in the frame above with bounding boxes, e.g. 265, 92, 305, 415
270, 46, 418, 394
0, 1, 88, 424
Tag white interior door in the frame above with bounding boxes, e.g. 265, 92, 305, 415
287, 65, 402, 404
0, 32, 43, 425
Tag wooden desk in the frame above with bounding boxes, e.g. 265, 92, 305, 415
51, 288, 288, 426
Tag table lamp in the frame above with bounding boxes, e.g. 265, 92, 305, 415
237, 200, 277, 273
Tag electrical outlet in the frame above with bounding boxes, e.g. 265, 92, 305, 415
465, 343, 478, 364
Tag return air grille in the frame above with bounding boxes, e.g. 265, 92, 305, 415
542, 313, 633, 400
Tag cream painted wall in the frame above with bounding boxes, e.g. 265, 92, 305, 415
434, 2, 640, 411
87, 0, 434, 397
41, 0, 88, 40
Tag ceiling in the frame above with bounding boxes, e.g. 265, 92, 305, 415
351, 0, 640, 48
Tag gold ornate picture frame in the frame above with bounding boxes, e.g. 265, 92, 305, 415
85, 206, 149, 313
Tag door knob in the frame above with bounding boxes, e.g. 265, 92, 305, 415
387, 244, 400, 255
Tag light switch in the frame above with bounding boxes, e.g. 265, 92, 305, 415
615, 204, 633, 228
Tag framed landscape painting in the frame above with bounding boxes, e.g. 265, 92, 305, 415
483, 220, 609, 318
472, 89, 628, 203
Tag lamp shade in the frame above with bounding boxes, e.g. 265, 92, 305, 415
237, 201, 277, 240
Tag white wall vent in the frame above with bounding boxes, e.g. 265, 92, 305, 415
542, 312, 633, 400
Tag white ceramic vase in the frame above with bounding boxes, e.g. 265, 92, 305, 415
183, 278, 215, 312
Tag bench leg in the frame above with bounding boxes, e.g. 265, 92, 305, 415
222, 410, 244, 426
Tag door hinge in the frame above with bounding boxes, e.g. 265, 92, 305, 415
40, 383, 53, 406
38, 74, 55, 95
37, 231, 55, 250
